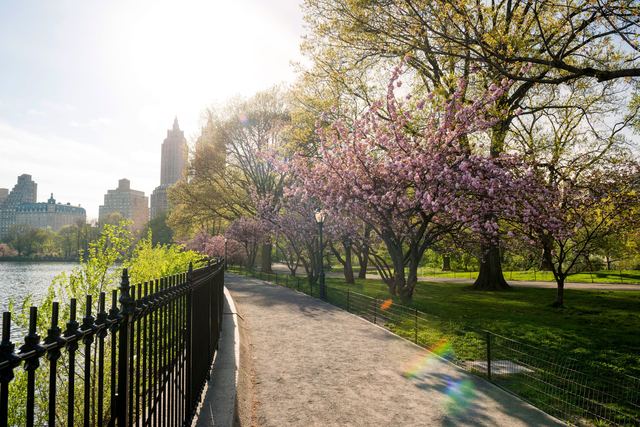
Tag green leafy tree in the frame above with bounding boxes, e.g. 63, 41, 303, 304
4, 223, 45, 257
56, 224, 78, 258
169, 86, 294, 273
141, 209, 174, 246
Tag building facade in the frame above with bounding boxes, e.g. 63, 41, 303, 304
0, 188, 8, 205
150, 117, 188, 219
99, 178, 149, 232
15, 194, 86, 232
0, 174, 37, 239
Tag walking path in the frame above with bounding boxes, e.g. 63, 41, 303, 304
225, 273, 564, 426
266, 263, 640, 292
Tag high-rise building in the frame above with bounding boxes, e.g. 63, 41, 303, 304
15, 194, 86, 232
150, 117, 188, 219
99, 178, 150, 232
0, 188, 8, 205
0, 174, 37, 239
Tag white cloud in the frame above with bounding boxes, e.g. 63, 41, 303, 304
69, 117, 113, 127
27, 109, 47, 116
39, 100, 76, 113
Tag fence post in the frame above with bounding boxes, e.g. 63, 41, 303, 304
185, 264, 194, 423
297, 277, 300, 291
0, 312, 20, 427
414, 308, 418, 344
116, 269, 135, 427
374, 298, 377, 325
486, 331, 492, 381
347, 289, 350, 313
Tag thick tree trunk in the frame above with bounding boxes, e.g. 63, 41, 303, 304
442, 255, 451, 271
387, 276, 398, 296
344, 245, 355, 284
358, 251, 368, 279
260, 243, 273, 273
539, 248, 553, 271
471, 244, 510, 291
398, 277, 415, 303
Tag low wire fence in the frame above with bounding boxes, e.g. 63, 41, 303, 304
229, 263, 640, 427
0, 259, 224, 427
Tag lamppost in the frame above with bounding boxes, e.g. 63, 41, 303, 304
224, 237, 228, 271
315, 209, 327, 301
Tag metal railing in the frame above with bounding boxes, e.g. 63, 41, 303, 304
228, 263, 640, 427
0, 259, 224, 427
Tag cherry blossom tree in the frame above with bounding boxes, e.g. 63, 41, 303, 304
202, 235, 246, 265
225, 216, 269, 272
255, 193, 326, 280
524, 162, 640, 307
179, 230, 246, 264
290, 64, 563, 302
180, 229, 216, 253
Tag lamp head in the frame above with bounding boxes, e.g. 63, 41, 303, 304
314, 209, 326, 224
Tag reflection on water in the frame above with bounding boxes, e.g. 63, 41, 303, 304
0, 262, 79, 315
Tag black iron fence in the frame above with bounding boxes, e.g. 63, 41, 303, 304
0, 259, 224, 427
228, 263, 640, 427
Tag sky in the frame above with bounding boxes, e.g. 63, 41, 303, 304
0, 0, 307, 220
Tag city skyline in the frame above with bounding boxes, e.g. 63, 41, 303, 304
0, 0, 306, 220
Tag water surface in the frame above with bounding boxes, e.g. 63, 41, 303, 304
0, 262, 79, 314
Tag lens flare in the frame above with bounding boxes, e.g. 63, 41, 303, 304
404, 338, 454, 379
239, 113, 248, 124
380, 299, 393, 310
441, 378, 476, 416
404, 339, 477, 417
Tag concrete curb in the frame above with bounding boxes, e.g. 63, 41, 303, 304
193, 286, 251, 427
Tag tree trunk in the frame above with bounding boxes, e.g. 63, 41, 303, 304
260, 243, 273, 273
539, 248, 553, 271
358, 227, 372, 279
471, 243, 510, 291
553, 278, 565, 308
442, 255, 451, 271
358, 251, 368, 279
398, 266, 418, 304
344, 245, 355, 284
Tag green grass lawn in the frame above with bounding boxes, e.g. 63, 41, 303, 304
321, 264, 640, 284
322, 276, 640, 378
417, 267, 640, 284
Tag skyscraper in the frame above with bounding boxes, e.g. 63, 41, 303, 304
0, 174, 37, 239
150, 117, 188, 219
99, 178, 149, 232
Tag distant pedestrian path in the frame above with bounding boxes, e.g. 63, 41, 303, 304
265, 263, 640, 292
226, 273, 563, 426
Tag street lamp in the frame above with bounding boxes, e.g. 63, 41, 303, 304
315, 209, 327, 301
224, 237, 228, 271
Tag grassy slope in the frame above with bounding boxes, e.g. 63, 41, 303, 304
324, 276, 640, 378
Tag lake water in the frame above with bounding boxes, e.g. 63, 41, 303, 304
0, 262, 80, 315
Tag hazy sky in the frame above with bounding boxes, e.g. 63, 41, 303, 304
0, 0, 306, 220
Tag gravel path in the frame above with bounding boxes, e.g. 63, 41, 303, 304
226, 273, 564, 427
